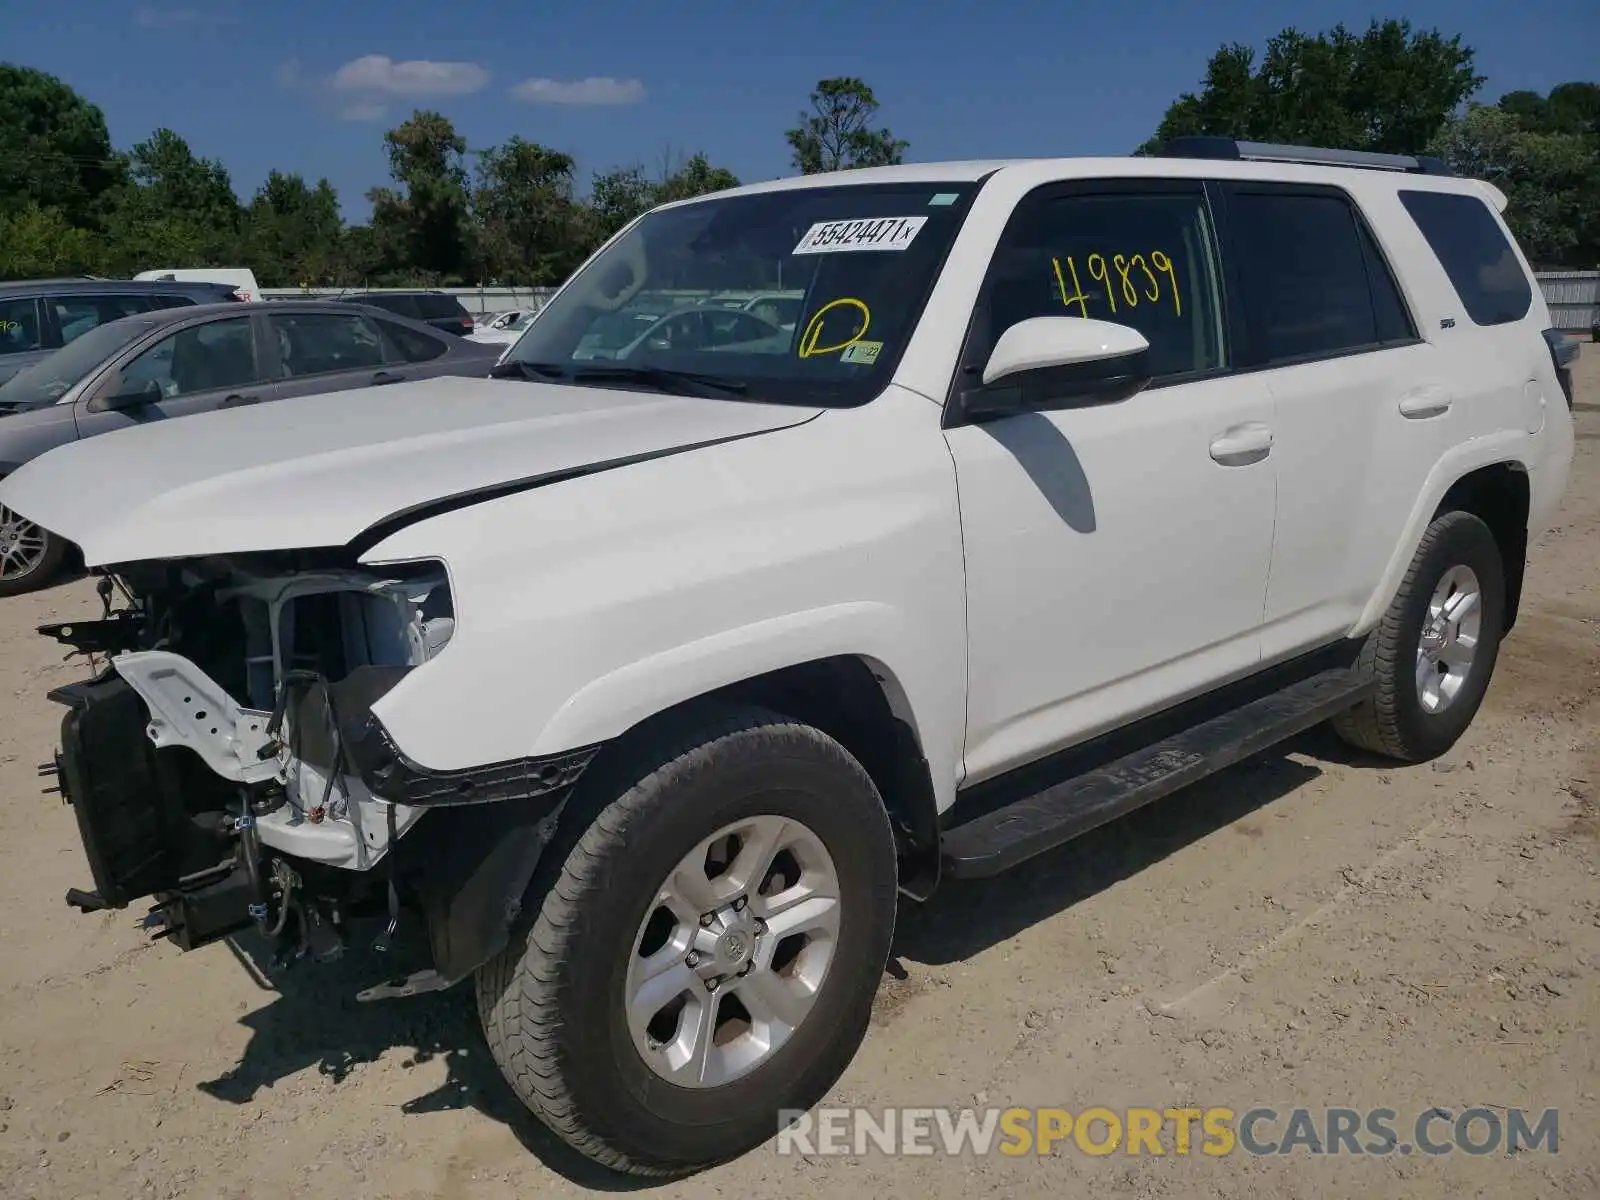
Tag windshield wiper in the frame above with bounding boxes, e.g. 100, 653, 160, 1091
569, 365, 748, 399
487, 359, 565, 381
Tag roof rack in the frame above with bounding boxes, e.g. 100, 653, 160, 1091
1154, 136, 1454, 177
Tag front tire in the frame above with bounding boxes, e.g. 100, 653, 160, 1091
0, 505, 67, 597
476, 706, 898, 1177
1333, 510, 1507, 761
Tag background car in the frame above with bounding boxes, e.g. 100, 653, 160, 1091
467, 310, 536, 347
0, 277, 243, 386
333, 290, 476, 337
571, 304, 786, 361
705, 289, 806, 330
479, 308, 529, 332
0, 299, 501, 595
134, 267, 262, 303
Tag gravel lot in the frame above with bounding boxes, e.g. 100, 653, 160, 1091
0, 351, 1596, 1199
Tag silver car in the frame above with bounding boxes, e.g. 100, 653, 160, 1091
0, 300, 502, 595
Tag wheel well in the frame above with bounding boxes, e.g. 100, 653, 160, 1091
1435, 462, 1529, 632
638, 657, 942, 900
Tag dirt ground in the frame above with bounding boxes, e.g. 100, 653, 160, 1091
1, 355, 1597, 1200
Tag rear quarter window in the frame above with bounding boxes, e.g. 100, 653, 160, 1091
414, 294, 469, 319
376, 318, 448, 362
1397, 190, 1533, 327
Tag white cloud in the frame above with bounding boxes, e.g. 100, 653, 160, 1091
509, 76, 646, 106
330, 55, 489, 98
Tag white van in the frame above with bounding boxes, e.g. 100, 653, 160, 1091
133, 268, 262, 303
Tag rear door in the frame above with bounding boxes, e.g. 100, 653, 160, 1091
368, 316, 478, 380
267, 310, 399, 397
1213, 181, 1442, 658
76, 313, 281, 436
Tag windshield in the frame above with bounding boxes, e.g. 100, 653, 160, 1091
503, 180, 980, 405
0, 314, 161, 410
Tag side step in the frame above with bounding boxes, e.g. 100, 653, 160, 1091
941, 668, 1373, 879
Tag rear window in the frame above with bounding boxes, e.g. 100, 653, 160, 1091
376, 318, 448, 362
355, 294, 419, 317
414, 293, 469, 319
1227, 189, 1385, 364
1398, 190, 1533, 327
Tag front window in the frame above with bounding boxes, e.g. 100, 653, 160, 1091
0, 314, 159, 409
502, 181, 981, 405
122, 317, 259, 398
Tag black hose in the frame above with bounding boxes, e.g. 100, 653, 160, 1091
237, 792, 272, 929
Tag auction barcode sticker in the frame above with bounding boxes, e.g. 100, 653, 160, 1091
792, 216, 928, 255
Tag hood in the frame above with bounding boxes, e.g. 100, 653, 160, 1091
0, 376, 822, 567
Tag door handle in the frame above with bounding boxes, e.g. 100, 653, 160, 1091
218, 393, 262, 408
1209, 423, 1273, 466
371, 371, 405, 385
1398, 386, 1452, 419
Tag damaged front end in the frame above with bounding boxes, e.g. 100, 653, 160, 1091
43, 555, 596, 995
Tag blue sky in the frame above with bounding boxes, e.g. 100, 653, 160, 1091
8, 0, 1598, 220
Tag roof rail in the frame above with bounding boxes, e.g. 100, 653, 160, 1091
1154, 135, 1455, 177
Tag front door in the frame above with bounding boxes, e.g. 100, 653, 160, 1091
77, 314, 280, 436
943, 179, 1278, 784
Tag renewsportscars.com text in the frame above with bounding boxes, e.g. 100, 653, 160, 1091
776, 1105, 1560, 1158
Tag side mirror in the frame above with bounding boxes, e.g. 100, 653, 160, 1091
91, 371, 151, 412
963, 317, 1153, 422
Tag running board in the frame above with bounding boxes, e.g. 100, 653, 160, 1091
941, 668, 1373, 879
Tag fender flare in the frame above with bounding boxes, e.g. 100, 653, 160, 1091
1352, 431, 1532, 636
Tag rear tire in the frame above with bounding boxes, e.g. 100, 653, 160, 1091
0, 507, 67, 597
475, 706, 898, 1177
1333, 510, 1506, 762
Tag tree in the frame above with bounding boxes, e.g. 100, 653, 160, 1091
655, 152, 740, 204
0, 64, 127, 228
100, 128, 243, 271
785, 78, 908, 174
1498, 82, 1600, 141
585, 151, 741, 247
0, 204, 103, 278
470, 138, 587, 285
366, 110, 472, 282
587, 164, 657, 243
243, 172, 344, 286
1431, 98, 1599, 267
1141, 19, 1482, 156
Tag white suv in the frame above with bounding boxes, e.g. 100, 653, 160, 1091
3, 138, 1575, 1176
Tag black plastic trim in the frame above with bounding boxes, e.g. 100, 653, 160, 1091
942, 665, 1373, 879
347, 415, 821, 557
341, 699, 602, 808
